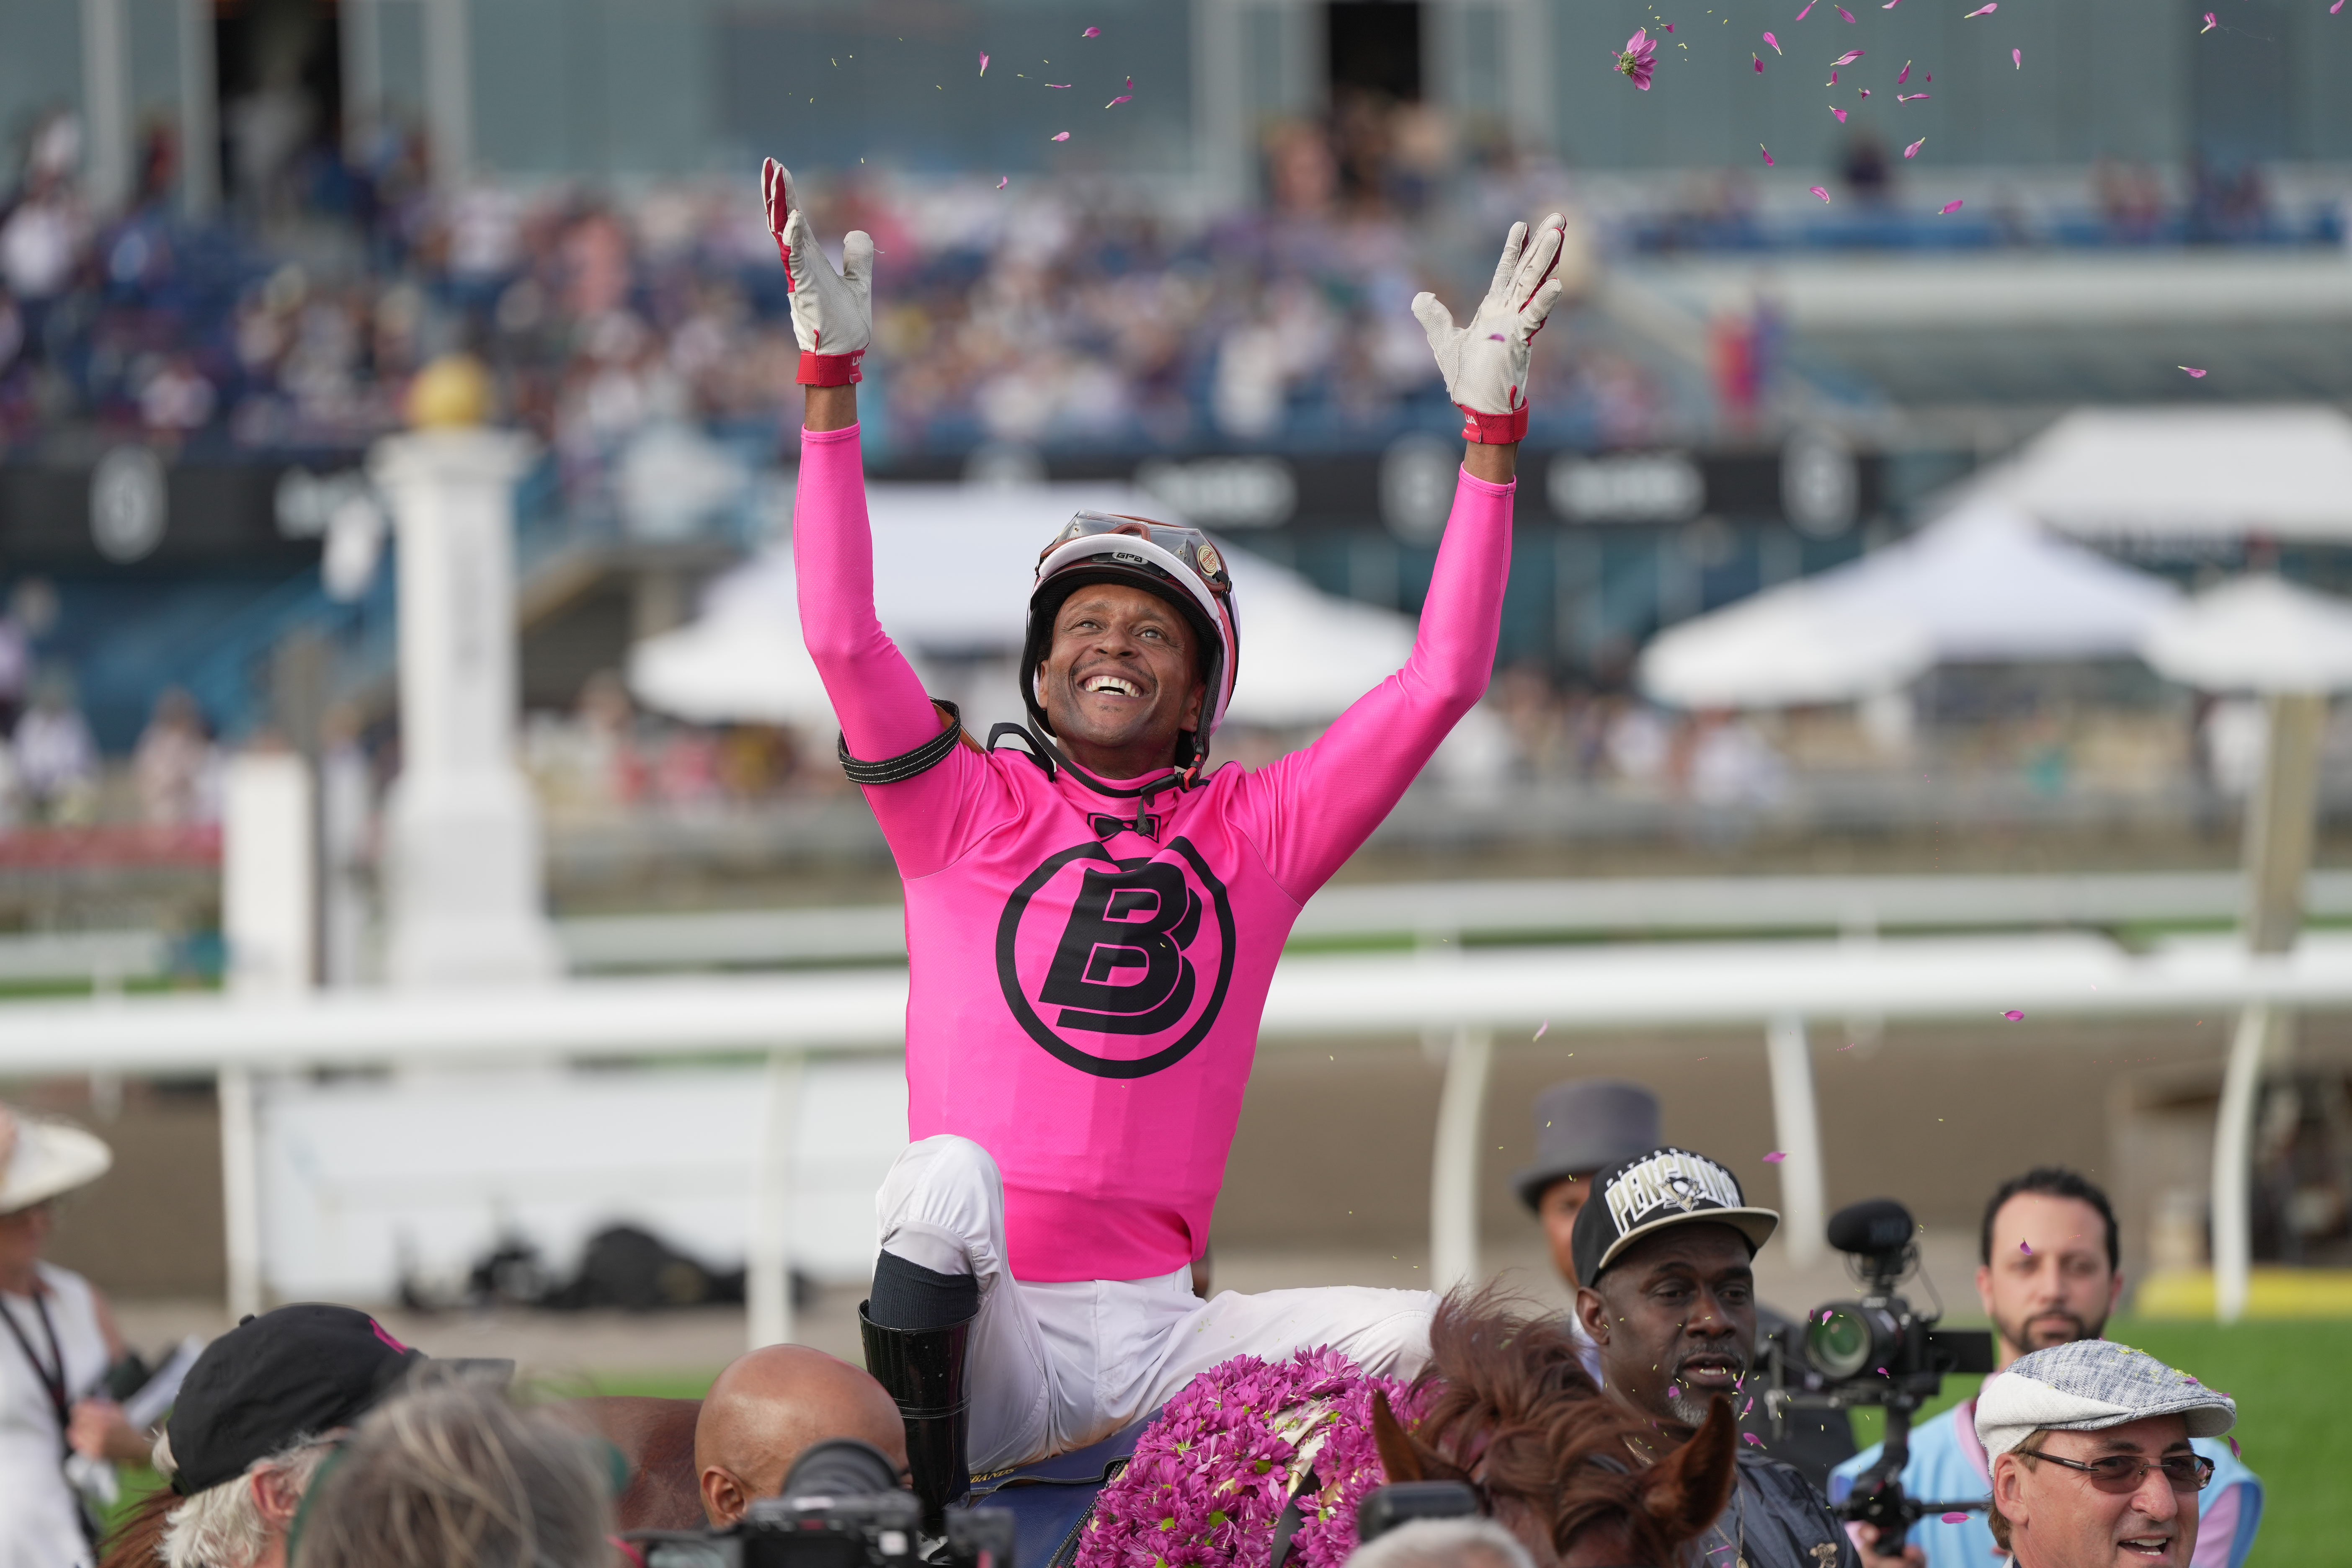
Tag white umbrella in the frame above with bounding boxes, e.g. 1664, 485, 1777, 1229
2000, 405, 2352, 542
2142, 575, 2352, 694
1640, 585, 1932, 709
625, 546, 861, 730
1225, 558, 1416, 727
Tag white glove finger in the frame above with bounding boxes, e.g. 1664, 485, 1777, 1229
1513, 277, 1566, 343
1513, 214, 1567, 307
781, 207, 833, 296
1485, 222, 1527, 303
762, 158, 797, 238
841, 229, 876, 310
1409, 291, 1457, 354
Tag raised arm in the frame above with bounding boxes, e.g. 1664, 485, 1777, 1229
1240, 215, 1566, 900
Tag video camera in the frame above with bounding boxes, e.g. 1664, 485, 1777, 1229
627, 1439, 1016, 1568
1765, 1198, 1995, 1539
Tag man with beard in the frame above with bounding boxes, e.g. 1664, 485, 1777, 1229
1573, 1146, 1857, 1568
1835, 1168, 2261, 1568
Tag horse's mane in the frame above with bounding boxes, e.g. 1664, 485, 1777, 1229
1382, 1286, 1736, 1565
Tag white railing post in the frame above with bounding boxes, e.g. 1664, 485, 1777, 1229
746, 1050, 803, 1349
1430, 1028, 1493, 1292
219, 1063, 262, 1321
1764, 1014, 1826, 1267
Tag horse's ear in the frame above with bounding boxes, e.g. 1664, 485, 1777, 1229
1371, 1391, 1471, 1486
1637, 1395, 1739, 1543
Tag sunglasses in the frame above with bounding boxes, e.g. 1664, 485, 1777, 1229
2020, 1448, 2216, 1495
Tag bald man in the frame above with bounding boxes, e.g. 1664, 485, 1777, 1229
695, 1345, 912, 1526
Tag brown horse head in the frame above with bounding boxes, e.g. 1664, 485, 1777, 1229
1373, 1289, 1738, 1567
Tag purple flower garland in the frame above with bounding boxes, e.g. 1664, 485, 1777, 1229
1073, 1347, 1432, 1568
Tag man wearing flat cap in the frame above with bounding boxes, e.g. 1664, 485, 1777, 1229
1978, 1341, 2237, 1568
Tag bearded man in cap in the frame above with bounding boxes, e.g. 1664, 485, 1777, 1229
1573, 1145, 1857, 1568
1976, 1341, 2238, 1568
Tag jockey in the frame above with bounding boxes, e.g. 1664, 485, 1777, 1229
764, 157, 1565, 1529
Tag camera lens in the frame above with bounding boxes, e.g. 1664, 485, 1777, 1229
1806, 1301, 1901, 1382
779, 1438, 904, 1502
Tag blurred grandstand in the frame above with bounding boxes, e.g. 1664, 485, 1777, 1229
0, 0, 2348, 928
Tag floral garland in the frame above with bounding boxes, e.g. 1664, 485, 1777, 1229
1073, 1347, 1431, 1568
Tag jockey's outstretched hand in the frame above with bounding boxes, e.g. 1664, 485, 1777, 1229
1412, 214, 1567, 447
762, 157, 873, 387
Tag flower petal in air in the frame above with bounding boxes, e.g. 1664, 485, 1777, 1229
1742, 1433, 1764, 1447
1045, 82, 1071, 89
1858, 87, 1871, 96
1533, 1020, 1549, 1040
1764, 31, 1783, 52
1831, 49, 1865, 65
1106, 95, 1131, 107
1764, 1150, 1789, 1162
1898, 59, 1912, 83
1837, 5, 1857, 19
1898, 91, 1931, 101
1828, 70, 1839, 85
978, 51, 990, 75
1904, 136, 1926, 157
1941, 1514, 1972, 1525
1755, 54, 1766, 71
2179, 366, 2209, 378
2335, 0, 2347, 15
2002, 1008, 2024, 1020
1828, 104, 1849, 123
1940, 198, 1965, 213
1760, 144, 1776, 165
1051, 131, 1070, 141
2013, 47, 2023, 67
1964, 3, 1995, 14
1795, 0, 1816, 18
995, 176, 1008, 189
1081, 25, 1101, 37
1809, 186, 1831, 201
2201, 11, 2217, 31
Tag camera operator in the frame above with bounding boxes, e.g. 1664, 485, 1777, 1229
1571, 1146, 1858, 1568
1831, 1169, 2261, 1568
1976, 1340, 2237, 1568
695, 1345, 909, 1526
1518, 1080, 1855, 1491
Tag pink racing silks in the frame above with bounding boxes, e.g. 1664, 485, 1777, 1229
796, 425, 1514, 1282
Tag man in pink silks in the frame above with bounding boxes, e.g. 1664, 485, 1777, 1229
764, 157, 1566, 1528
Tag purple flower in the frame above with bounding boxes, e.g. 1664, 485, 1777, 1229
1614, 28, 1658, 90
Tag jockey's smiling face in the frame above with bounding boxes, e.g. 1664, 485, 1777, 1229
1038, 583, 1207, 777
1575, 1222, 1757, 1429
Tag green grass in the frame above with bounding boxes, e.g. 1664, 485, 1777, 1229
1850, 1319, 2349, 1565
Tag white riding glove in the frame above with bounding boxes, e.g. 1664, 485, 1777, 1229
1411, 214, 1567, 444
762, 157, 874, 386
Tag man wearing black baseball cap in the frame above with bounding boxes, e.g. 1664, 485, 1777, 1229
1570, 1146, 1857, 1568
144, 1304, 504, 1568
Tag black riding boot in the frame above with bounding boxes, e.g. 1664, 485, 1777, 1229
859, 1302, 973, 1533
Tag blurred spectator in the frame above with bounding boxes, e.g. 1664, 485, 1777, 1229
132, 689, 221, 826
294, 1376, 614, 1568
14, 673, 98, 824
1689, 714, 1787, 809
1841, 133, 1892, 205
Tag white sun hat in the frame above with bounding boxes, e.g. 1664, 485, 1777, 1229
0, 1102, 114, 1215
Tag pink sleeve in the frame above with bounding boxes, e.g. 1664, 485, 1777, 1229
1236, 467, 1513, 900
795, 423, 998, 878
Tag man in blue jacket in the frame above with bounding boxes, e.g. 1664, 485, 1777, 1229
1834, 1168, 2259, 1568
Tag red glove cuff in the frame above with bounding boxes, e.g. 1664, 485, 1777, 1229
798, 349, 865, 387
1457, 404, 1529, 444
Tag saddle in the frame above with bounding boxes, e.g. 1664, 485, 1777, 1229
966, 1411, 1158, 1568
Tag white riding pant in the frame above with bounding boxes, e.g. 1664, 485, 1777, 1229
876, 1134, 1438, 1474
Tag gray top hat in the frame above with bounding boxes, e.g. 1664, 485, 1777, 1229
1512, 1078, 1662, 1211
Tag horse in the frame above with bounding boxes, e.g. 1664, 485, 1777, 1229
572, 1395, 707, 1530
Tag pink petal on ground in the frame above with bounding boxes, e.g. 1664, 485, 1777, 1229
1764, 1151, 1790, 1162
1898, 59, 1912, 83
1942, 1514, 1973, 1524
1050, 131, 1070, 141
1105, 94, 1131, 106
2179, 366, 2209, 377
1964, 3, 1995, 14
978, 51, 990, 75
1764, 31, 1782, 52
2002, 1008, 2024, 1019
1081, 25, 1101, 37
1533, 1020, 1549, 1040
1760, 144, 1776, 165
1828, 104, 1849, 122
1795, 0, 1816, 18
1831, 48, 1865, 65
1940, 198, 1965, 213
1904, 136, 1926, 157
1809, 186, 1831, 201
2013, 46, 2023, 67
2201, 11, 2217, 30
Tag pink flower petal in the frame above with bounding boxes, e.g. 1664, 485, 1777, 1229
2336, 0, 2347, 14
1829, 104, 1849, 122
1809, 186, 1831, 202
2002, 1008, 2024, 1019
1837, 5, 1856, 18
1795, 0, 1816, 17
2022, 1240, 2032, 1253
2014, 46, 2023, 67
1742, 1433, 1764, 1447
2179, 366, 2209, 378
1831, 48, 1865, 65
2228, 1436, 2242, 1458
1904, 136, 1926, 157
1764, 1150, 1789, 1162
1081, 25, 1101, 37
2201, 11, 2218, 30
1051, 131, 1070, 141
1755, 54, 1766, 71
1898, 59, 1912, 83
1899, 91, 1931, 101
1105, 94, 1131, 106
1828, 69, 1839, 84
1760, 144, 1776, 165
1858, 87, 1871, 96
1045, 82, 1071, 89
1964, 2, 1996, 13
1940, 198, 1965, 213
1763, 30, 1782, 52
978, 51, 990, 75
1663, 23, 1676, 32
1942, 1513, 1973, 1524
1533, 1020, 1549, 1040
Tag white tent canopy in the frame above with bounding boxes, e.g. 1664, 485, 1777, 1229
2142, 575, 2352, 694
1638, 496, 2180, 709
629, 482, 1420, 732
1995, 405, 2352, 542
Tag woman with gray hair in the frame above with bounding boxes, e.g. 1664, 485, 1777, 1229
292, 1376, 616, 1568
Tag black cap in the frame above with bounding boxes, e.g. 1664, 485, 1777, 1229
165, 1304, 426, 1495
1568, 1147, 1780, 1287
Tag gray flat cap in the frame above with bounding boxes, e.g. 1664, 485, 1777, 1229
1512, 1078, 1661, 1211
1975, 1341, 2237, 1458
